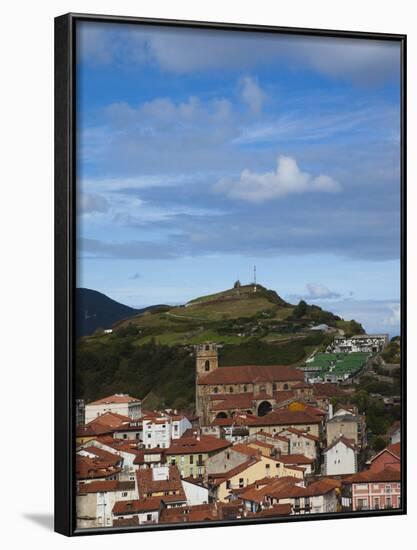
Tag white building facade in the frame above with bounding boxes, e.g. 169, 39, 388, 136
324, 438, 358, 476
85, 393, 142, 423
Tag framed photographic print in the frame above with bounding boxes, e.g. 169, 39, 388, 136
55, 13, 406, 536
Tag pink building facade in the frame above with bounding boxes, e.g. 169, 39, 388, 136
343, 467, 401, 511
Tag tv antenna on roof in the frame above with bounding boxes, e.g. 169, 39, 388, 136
253, 265, 257, 292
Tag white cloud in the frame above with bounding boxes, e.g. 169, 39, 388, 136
304, 283, 341, 300
78, 24, 400, 86
239, 76, 266, 114
383, 302, 401, 326
214, 155, 341, 202
319, 299, 401, 337
78, 193, 109, 214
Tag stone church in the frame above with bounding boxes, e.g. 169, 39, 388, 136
195, 343, 308, 425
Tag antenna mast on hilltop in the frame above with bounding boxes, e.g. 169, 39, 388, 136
253, 265, 257, 293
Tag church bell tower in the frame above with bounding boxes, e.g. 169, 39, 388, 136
195, 342, 218, 424
196, 342, 218, 377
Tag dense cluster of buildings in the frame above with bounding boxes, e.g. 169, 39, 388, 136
326, 334, 389, 354
75, 342, 401, 529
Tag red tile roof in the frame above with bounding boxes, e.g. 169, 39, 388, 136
77, 480, 135, 494
79, 446, 122, 463
76, 455, 121, 480
208, 457, 260, 486
253, 410, 322, 427
136, 465, 183, 496
386, 442, 401, 459
261, 476, 340, 499
76, 411, 135, 437
160, 504, 217, 524
211, 409, 322, 429
280, 427, 319, 441
248, 503, 292, 517
209, 390, 296, 411
112, 497, 161, 515
198, 365, 304, 385
211, 414, 259, 427
279, 454, 315, 465
344, 466, 401, 484
324, 436, 359, 453
166, 435, 231, 455
88, 394, 141, 406
232, 443, 262, 457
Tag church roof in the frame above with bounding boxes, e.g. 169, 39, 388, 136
198, 365, 304, 385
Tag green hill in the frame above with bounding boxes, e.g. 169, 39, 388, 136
101, 283, 352, 347
76, 283, 365, 409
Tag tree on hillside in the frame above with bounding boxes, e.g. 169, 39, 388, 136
372, 436, 387, 453
293, 300, 307, 318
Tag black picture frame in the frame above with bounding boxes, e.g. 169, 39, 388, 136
55, 12, 407, 537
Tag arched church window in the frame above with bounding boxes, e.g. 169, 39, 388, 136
204, 360, 210, 371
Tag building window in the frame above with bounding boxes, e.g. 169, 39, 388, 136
357, 499, 367, 511
122, 492, 128, 497
386, 496, 392, 509
272, 383, 277, 391
205, 344, 210, 351
239, 478, 244, 488
283, 384, 289, 390
214, 387, 218, 394
146, 514, 152, 522
374, 497, 380, 510
229, 387, 234, 393
226, 480, 231, 489
243, 385, 247, 392
190, 455, 194, 464
205, 360, 210, 371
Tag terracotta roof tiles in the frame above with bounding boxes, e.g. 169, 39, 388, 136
198, 365, 304, 385
88, 394, 141, 406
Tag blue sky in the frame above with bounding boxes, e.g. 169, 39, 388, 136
76, 22, 401, 336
